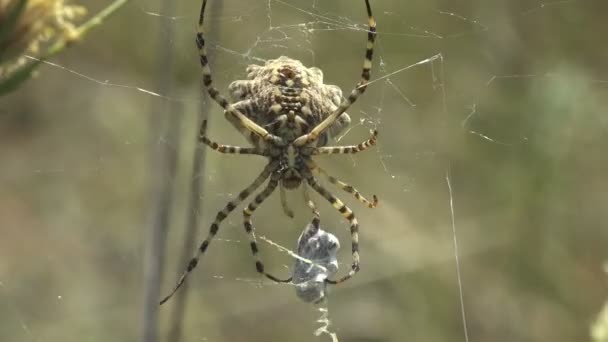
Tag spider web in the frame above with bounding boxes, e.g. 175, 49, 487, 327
1, 0, 608, 342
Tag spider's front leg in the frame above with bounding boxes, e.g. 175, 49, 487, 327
196, 0, 283, 146
222, 100, 272, 148
293, 0, 376, 147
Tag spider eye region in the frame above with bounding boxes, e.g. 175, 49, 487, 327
279, 66, 296, 79
276, 65, 306, 88
264, 57, 313, 88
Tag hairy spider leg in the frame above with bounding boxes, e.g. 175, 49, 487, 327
303, 184, 319, 216
307, 160, 378, 208
199, 120, 267, 155
279, 183, 295, 218
160, 162, 279, 305
243, 172, 292, 283
225, 100, 273, 148
294, 0, 377, 147
303, 172, 361, 284
314, 129, 378, 155
279, 183, 321, 220
196, 0, 283, 145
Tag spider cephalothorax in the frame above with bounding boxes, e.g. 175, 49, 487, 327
161, 0, 378, 305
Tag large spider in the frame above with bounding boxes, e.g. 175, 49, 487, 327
160, 0, 377, 305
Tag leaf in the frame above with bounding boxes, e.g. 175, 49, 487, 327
0, 58, 42, 96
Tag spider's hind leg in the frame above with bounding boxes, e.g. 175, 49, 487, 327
308, 161, 378, 208
159, 162, 278, 305
303, 183, 319, 216
279, 182, 295, 219
314, 129, 378, 154
304, 173, 361, 285
243, 174, 292, 283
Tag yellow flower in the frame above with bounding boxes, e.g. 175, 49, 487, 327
0, 0, 86, 77
593, 302, 608, 342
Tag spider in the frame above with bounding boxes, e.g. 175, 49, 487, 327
160, 0, 377, 305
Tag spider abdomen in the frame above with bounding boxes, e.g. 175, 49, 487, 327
228, 56, 352, 147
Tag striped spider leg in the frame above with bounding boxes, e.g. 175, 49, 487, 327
160, 161, 280, 305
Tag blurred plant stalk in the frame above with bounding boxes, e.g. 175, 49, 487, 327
591, 262, 608, 342
0, 0, 129, 96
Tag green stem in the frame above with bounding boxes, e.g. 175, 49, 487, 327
0, 0, 29, 63
0, 0, 130, 96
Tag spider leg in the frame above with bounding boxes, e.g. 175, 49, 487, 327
294, 0, 376, 147
196, 0, 283, 145
199, 120, 266, 155
243, 173, 292, 283
308, 161, 378, 208
223, 100, 272, 149
304, 173, 360, 284
314, 129, 378, 155
279, 177, 320, 219
303, 184, 319, 216
279, 183, 295, 218
160, 161, 279, 305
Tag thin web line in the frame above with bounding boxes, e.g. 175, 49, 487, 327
361, 53, 443, 88
446, 167, 470, 342
22, 55, 194, 102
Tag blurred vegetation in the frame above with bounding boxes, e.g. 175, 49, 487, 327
592, 264, 608, 342
0, 0, 128, 95
1, 0, 607, 341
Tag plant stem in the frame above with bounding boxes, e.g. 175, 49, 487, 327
0, 0, 130, 95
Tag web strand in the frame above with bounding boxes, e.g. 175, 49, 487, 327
446, 168, 470, 342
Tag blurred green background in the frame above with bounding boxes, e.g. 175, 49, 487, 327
1, 0, 607, 341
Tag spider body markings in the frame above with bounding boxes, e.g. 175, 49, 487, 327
228, 57, 352, 149
160, 0, 378, 305
227, 56, 364, 190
